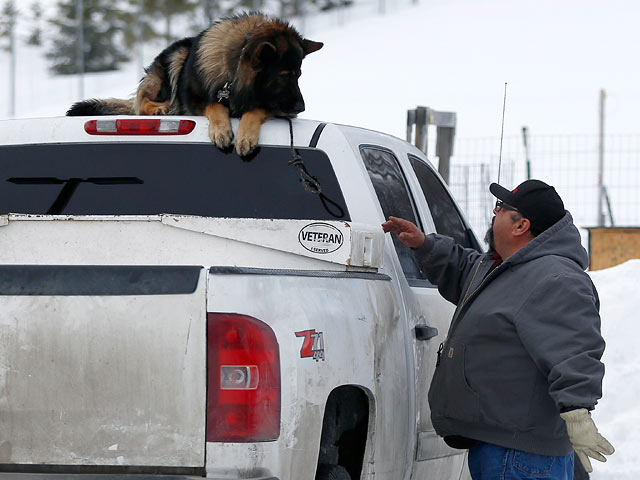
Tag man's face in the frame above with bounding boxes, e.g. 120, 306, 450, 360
491, 201, 519, 257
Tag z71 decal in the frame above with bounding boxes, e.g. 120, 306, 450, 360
295, 329, 325, 361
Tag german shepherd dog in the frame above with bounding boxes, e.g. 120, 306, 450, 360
67, 13, 323, 156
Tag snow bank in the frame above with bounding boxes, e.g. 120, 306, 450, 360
589, 259, 640, 479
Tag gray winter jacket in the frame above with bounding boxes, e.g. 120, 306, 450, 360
415, 212, 605, 456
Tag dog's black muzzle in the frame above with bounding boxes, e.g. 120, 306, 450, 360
292, 100, 305, 114
275, 100, 305, 118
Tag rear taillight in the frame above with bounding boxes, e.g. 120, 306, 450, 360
207, 313, 281, 442
84, 119, 195, 135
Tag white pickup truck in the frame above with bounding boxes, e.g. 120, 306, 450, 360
0, 116, 481, 480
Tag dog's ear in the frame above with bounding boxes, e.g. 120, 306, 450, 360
302, 39, 323, 55
248, 41, 277, 71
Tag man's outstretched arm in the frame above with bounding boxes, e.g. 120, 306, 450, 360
381, 216, 483, 304
381, 216, 425, 249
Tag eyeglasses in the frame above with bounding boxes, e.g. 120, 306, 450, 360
494, 200, 519, 213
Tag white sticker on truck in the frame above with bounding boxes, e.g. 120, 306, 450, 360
298, 222, 344, 254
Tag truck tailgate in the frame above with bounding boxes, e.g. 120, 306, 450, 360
0, 213, 383, 470
0, 266, 207, 467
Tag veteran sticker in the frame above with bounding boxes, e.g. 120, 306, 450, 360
298, 223, 344, 254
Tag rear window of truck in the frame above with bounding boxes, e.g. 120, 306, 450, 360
0, 143, 349, 220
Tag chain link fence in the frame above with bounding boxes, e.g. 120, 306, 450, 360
447, 134, 640, 242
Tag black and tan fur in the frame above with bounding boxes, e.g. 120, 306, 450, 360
67, 13, 323, 156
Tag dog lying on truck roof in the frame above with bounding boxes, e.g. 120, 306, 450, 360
66, 12, 323, 156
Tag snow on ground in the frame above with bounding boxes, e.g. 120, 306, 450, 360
588, 260, 640, 479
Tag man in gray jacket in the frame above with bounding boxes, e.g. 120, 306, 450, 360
382, 180, 614, 480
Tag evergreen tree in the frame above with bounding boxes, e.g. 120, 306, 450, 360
227, 0, 265, 16
139, 0, 199, 43
120, 0, 159, 50
0, 0, 17, 52
48, 0, 131, 74
276, 0, 350, 20
26, 1, 43, 46
309, 0, 352, 12
200, 0, 219, 26
1, 0, 17, 116
119, 0, 201, 50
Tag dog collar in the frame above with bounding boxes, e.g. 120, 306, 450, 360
216, 82, 232, 103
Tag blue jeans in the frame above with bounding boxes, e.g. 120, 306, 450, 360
468, 442, 574, 480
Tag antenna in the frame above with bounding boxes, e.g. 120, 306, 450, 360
497, 82, 508, 183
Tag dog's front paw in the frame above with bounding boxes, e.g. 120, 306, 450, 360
209, 122, 234, 149
205, 104, 234, 150
235, 129, 259, 157
236, 109, 268, 157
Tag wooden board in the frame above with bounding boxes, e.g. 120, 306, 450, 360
588, 227, 640, 271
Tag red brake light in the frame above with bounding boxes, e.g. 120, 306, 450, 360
84, 119, 195, 135
207, 313, 281, 442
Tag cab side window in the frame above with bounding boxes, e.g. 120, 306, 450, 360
360, 146, 432, 287
409, 154, 479, 250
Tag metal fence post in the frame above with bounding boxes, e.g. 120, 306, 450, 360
415, 106, 428, 153
597, 89, 606, 226
406, 109, 416, 144
434, 111, 456, 185
406, 106, 457, 184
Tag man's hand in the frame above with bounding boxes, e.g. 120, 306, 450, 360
560, 408, 614, 473
381, 216, 426, 249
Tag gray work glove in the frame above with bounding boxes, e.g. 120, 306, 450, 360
560, 408, 615, 473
